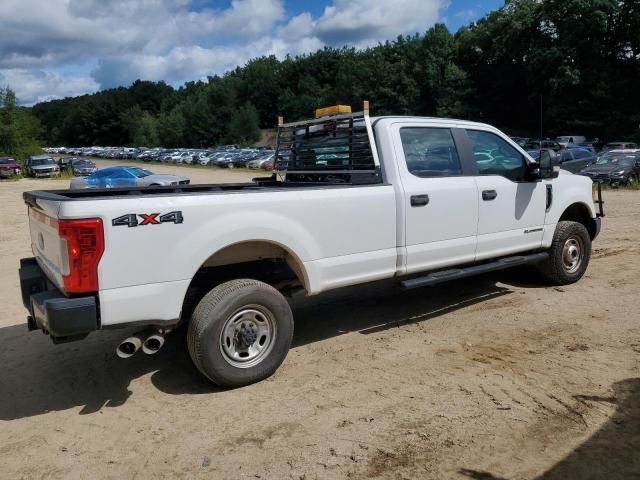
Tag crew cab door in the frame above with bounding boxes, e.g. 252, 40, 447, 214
465, 129, 547, 261
392, 125, 479, 274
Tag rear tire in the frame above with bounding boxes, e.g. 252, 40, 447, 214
538, 221, 591, 285
187, 279, 294, 387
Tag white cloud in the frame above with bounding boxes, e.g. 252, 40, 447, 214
0, 0, 285, 69
279, 12, 315, 40
91, 34, 327, 89
313, 0, 449, 46
193, 0, 285, 38
0, 0, 449, 104
0, 69, 99, 105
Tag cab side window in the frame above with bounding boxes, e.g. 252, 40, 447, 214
109, 170, 133, 179
467, 130, 527, 182
399, 127, 462, 178
559, 151, 573, 163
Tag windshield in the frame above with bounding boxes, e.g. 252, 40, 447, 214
596, 153, 636, 166
32, 158, 55, 166
129, 167, 152, 178
0, 158, 15, 165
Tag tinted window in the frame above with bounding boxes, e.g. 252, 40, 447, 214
559, 151, 573, 162
467, 130, 527, 182
129, 167, 152, 178
109, 169, 134, 179
399, 127, 461, 178
93, 170, 112, 178
571, 149, 592, 160
31, 158, 55, 166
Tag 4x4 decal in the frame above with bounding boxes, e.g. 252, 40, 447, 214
112, 211, 183, 228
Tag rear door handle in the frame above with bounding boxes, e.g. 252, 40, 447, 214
482, 190, 498, 201
410, 194, 430, 207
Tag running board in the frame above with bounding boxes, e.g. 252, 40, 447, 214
400, 252, 549, 290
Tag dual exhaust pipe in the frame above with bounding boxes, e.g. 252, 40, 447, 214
116, 330, 167, 358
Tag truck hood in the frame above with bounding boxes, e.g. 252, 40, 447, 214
581, 164, 628, 174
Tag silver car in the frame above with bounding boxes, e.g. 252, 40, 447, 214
70, 166, 190, 189
25, 155, 60, 177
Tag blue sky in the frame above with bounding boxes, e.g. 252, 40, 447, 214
0, 0, 505, 105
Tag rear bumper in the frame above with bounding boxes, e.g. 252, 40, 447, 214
19, 258, 98, 343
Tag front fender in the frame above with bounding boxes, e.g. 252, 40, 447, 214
547, 173, 597, 224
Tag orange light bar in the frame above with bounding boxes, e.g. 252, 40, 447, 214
314, 105, 352, 118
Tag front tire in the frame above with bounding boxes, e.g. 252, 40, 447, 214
538, 221, 591, 285
187, 279, 294, 387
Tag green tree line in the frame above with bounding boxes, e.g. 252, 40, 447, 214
0, 87, 42, 159
30, 0, 640, 148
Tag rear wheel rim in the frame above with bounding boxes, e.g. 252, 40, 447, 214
219, 305, 277, 368
562, 236, 584, 274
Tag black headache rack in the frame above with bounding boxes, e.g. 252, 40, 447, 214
274, 103, 383, 185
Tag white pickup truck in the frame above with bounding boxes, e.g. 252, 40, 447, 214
19, 105, 603, 387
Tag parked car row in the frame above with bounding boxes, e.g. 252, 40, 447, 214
70, 166, 190, 189
58, 157, 98, 176
511, 135, 637, 154
579, 150, 640, 186
526, 147, 639, 185
43, 145, 275, 171
527, 147, 598, 174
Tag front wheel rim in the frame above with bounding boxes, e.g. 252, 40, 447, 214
562, 237, 584, 274
219, 305, 277, 368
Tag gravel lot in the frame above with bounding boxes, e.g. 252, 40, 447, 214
0, 168, 638, 479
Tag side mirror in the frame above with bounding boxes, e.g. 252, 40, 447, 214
539, 149, 560, 179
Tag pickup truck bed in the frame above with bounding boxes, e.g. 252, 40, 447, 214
23, 180, 366, 202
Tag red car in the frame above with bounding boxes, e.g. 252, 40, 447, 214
0, 157, 21, 178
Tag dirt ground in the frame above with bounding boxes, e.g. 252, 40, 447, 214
0, 166, 638, 479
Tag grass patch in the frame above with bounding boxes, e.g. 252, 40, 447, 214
0, 175, 21, 182
599, 182, 640, 192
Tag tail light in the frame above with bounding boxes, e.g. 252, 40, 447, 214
59, 218, 104, 293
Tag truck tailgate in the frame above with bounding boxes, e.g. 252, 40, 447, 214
28, 206, 66, 291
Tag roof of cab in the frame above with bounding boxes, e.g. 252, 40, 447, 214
371, 116, 495, 128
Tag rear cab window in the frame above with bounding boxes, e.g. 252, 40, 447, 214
399, 127, 462, 178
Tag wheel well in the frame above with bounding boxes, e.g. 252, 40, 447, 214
559, 203, 596, 239
181, 241, 308, 320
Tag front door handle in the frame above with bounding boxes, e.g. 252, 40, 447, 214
410, 194, 430, 207
482, 190, 498, 201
